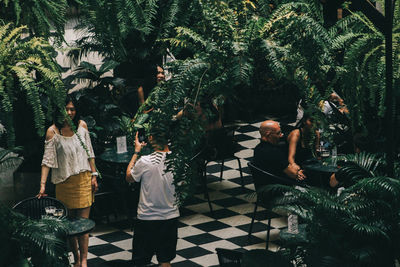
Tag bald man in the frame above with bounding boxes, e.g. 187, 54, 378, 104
253, 120, 306, 181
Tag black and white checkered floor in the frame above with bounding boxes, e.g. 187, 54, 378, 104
83, 120, 289, 266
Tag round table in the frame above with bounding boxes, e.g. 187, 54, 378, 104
303, 162, 338, 173
303, 160, 338, 187
67, 217, 96, 237
279, 223, 308, 246
99, 146, 135, 164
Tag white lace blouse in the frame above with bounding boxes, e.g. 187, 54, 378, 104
41, 126, 95, 184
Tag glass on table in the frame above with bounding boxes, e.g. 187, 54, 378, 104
44, 206, 56, 216
317, 145, 330, 158
53, 209, 64, 218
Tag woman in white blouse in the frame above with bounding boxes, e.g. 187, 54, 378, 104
37, 96, 98, 267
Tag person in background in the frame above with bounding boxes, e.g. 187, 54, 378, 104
253, 120, 306, 181
323, 92, 349, 115
138, 65, 165, 107
126, 130, 179, 267
287, 113, 320, 171
37, 95, 98, 267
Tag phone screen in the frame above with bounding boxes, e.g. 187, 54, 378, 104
138, 128, 146, 143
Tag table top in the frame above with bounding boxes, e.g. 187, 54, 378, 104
99, 146, 135, 164
279, 223, 308, 245
99, 146, 153, 164
303, 161, 338, 173
66, 217, 95, 237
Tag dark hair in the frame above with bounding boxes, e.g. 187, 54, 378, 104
54, 95, 80, 130
298, 112, 313, 128
353, 133, 369, 152
200, 96, 219, 124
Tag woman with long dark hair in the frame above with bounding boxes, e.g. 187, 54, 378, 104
37, 95, 98, 267
287, 113, 320, 171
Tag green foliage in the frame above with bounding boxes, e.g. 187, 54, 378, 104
260, 152, 400, 266
73, 0, 194, 62
0, 0, 68, 43
65, 60, 126, 150
0, 147, 23, 174
258, 0, 399, 154
131, 0, 259, 203
262, 176, 400, 266
0, 23, 66, 148
260, 0, 334, 97
0, 205, 69, 267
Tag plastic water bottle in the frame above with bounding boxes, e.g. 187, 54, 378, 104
288, 214, 299, 234
331, 146, 337, 166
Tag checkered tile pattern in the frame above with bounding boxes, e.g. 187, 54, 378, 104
83, 120, 289, 267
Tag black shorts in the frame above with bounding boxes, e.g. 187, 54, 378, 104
132, 217, 178, 265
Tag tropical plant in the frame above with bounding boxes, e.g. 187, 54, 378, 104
260, 152, 400, 266
0, 23, 66, 150
64, 60, 127, 152
260, 0, 335, 103
0, 0, 68, 43
0, 205, 69, 267
0, 148, 23, 174
127, 0, 260, 203
70, 0, 197, 94
330, 3, 399, 138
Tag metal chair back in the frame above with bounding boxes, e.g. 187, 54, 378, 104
248, 162, 298, 194
12, 196, 68, 220
216, 248, 243, 267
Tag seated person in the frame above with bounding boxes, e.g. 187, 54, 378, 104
287, 113, 320, 171
253, 120, 306, 181
323, 92, 349, 115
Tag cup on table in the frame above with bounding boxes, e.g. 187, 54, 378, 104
45, 206, 56, 216
320, 148, 330, 158
53, 209, 64, 218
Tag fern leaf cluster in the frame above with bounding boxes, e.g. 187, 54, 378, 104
0, 23, 66, 147
259, 151, 400, 266
0, 205, 69, 266
0, 0, 68, 43
263, 177, 400, 265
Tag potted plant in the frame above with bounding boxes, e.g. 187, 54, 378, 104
0, 205, 69, 267
261, 153, 400, 267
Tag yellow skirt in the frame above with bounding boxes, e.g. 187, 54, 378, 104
56, 171, 94, 209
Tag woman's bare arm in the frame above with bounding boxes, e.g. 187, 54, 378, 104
287, 129, 301, 171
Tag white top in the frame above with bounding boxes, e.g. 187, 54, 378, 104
323, 100, 333, 115
41, 126, 95, 184
131, 151, 180, 220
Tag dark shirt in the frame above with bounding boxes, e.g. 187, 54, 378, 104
253, 141, 288, 177
295, 129, 314, 166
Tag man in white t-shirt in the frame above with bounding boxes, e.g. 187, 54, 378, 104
126, 131, 179, 267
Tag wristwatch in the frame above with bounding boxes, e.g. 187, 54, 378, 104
91, 172, 99, 176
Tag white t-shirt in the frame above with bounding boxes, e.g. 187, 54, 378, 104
131, 151, 180, 220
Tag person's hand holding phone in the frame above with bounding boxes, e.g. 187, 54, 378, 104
135, 131, 147, 153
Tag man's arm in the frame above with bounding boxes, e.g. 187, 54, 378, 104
125, 132, 146, 183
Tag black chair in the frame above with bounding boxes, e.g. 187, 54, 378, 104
204, 125, 244, 187
216, 248, 243, 267
92, 175, 118, 224
12, 196, 68, 220
247, 162, 300, 249
189, 147, 214, 214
